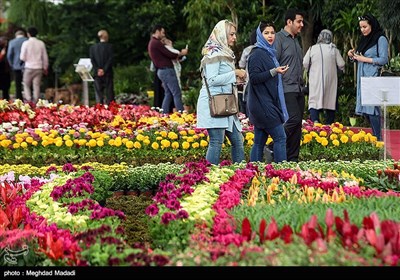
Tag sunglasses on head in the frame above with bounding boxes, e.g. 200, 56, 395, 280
358, 15, 370, 21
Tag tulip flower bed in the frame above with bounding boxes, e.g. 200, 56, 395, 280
1, 159, 399, 266
1, 100, 398, 266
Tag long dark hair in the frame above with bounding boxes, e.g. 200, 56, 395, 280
356, 14, 386, 55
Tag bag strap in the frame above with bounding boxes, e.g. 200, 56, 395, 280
202, 70, 235, 99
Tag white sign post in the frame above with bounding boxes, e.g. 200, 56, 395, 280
74, 58, 93, 106
361, 77, 400, 161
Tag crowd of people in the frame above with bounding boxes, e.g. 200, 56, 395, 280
0, 9, 389, 165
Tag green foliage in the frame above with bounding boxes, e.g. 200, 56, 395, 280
113, 61, 153, 95
148, 216, 195, 251
125, 163, 183, 192
231, 196, 400, 233
86, 170, 115, 204
106, 195, 154, 246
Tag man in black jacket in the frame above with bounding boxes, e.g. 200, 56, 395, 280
89, 30, 114, 105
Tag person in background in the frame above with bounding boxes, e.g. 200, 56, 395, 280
89, 29, 114, 105
196, 19, 246, 165
7, 28, 27, 101
148, 24, 188, 114
347, 14, 388, 141
0, 36, 11, 101
20, 26, 49, 105
161, 37, 185, 90
238, 30, 256, 116
273, 8, 305, 162
303, 29, 345, 124
247, 21, 289, 163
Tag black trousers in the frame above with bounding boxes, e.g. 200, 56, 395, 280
283, 91, 305, 162
13, 70, 24, 100
94, 74, 114, 105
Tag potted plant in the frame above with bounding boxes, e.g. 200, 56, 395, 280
182, 86, 200, 113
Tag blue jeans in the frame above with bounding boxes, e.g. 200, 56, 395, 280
367, 113, 382, 141
157, 68, 184, 113
250, 125, 287, 163
206, 126, 245, 165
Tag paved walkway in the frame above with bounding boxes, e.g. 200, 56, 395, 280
350, 127, 400, 161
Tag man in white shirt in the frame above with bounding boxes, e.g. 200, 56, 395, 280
20, 26, 48, 104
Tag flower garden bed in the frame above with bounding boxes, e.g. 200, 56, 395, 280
1, 100, 399, 267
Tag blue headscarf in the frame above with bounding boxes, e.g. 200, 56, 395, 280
255, 24, 288, 123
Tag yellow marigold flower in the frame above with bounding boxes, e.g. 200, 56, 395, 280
245, 132, 254, 141
171, 141, 179, 149
186, 136, 194, 143
41, 140, 49, 147
78, 139, 87, 146
332, 139, 340, 146
15, 137, 23, 143
351, 134, 360, 142
63, 135, 71, 141
73, 139, 79, 144
376, 141, 384, 148
136, 134, 145, 141
55, 140, 63, 147
321, 138, 329, 146
340, 134, 349, 143
125, 140, 134, 149
133, 141, 141, 149
87, 139, 97, 147
122, 138, 128, 144
319, 131, 327, 137
168, 131, 178, 140
20, 142, 28, 148
156, 136, 163, 141
302, 134, 313, 144
26, 136, 33, 143
266, 137, 273, 145
0, 134, 6, 140
332, 127, 342, 134
32, 141, 38, 146
65, 139, 74, 147
179, 130, 187, 136
200, 140, 208, 147
198, 133, 205, 138
160, 131, 168, 138
161, 139, 171, 148
247, 140, 254, 146
143, 139, 150, 145
151, 142, 159, 150
97, 140, 104, 147
13, 143, 20, 149
114, 138, 122, 147
182, 141, 190, 149
125, 128, 133, 135
188, 129, 195, 135
79, 128, 86, 133
310, 131, 318, 137
192, 142, 200, 149
1, 139, 10, 147
329, 134, 338, 140
91, 132, 101, 139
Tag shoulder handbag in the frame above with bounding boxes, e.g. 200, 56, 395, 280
203, 74, 239, 117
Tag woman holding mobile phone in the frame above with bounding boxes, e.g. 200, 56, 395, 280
246, 21, 289, 163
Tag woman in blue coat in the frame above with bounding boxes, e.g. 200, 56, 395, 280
247, 22, 289, 163
196, 19, 246, 165
348, 14, 388, 141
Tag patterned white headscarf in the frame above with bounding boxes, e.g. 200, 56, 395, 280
200, 20, 236, 71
